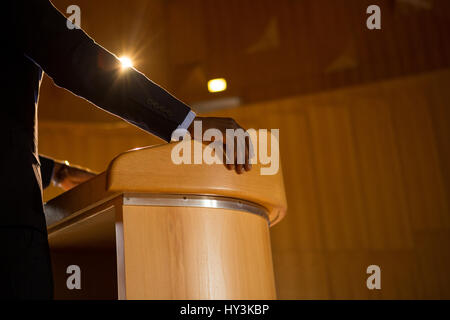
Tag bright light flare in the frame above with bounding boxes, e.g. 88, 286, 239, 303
208, 78, 227, 93
119, 56, 133, 69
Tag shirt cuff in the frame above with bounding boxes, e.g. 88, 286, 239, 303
177, 110, 196, 131
39, 156, 56, 189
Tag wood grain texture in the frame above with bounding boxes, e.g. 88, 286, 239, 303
42, 69, 450, 299
120, 205, 276, 300
45, 141, 285, 300
106, 141, 287, 225
44, 141, 287, 226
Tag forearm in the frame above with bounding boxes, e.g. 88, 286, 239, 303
52, 161, 96, 190
18, 0, 193, 142
38, 155, 96, 190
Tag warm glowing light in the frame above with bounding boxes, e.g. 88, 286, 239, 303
119, 56, 133, 69
208, 78, 227, 93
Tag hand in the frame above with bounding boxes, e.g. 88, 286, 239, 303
187, 116, 252, 174
52, 162, 97, 191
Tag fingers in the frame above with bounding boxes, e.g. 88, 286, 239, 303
228, 123, 252, 174
221, 143, 233, 171
234, 130, 253, 174
235, 136, 244, 174
244, 135, 252, 172
198, 117, 253, 174
219, 138, 240, 173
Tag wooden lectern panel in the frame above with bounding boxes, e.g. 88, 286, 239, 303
119, 206, 276, 299
46, 141, 287, 227
45, 141, 287, 299
107, 141, 287, 226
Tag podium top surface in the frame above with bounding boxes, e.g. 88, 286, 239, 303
45, 141, 287, 228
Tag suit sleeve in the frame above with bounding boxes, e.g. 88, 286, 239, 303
38, 155, 55, 189
13, 0, 191, 142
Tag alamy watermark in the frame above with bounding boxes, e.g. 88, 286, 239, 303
366, 5, 381, 30
66, 264, 81, 290
366, 265, 381, 290
66, 5, 81, 29
171, 121, 280, 176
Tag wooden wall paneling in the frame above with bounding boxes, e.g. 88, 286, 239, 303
388, 80, 450, 231
413, 230, 450, 298
426, 73, 450, 218
307, 95, 370, 251
325, 250, 420, 299
272, 250, 331, 299
348, 87, 414, 251
40, 69, 450, 299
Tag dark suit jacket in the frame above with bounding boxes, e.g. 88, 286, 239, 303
1, 0, 192, 231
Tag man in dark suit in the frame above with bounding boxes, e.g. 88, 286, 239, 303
1, 0, 251, 299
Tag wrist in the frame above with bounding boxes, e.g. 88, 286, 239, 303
52, 161, 69, 187
187, 116, 202, 136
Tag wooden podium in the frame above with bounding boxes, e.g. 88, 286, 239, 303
44, 141, 287, 300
